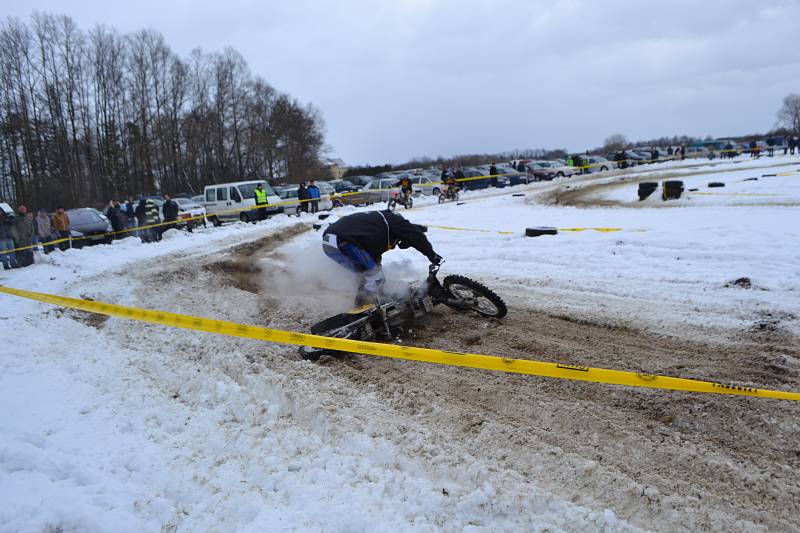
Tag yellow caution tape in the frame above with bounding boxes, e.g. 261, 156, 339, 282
558, 227, 624, 233
687, 192, 788, 197
1, 284, 797, 401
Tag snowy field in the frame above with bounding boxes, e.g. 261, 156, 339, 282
1, 155, 799, 531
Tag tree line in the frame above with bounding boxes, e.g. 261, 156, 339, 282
0, 12, 326, 209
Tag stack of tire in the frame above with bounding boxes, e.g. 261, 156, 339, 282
661, 180, 684, 200
637, 182, 658, 200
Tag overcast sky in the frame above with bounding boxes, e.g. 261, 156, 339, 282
2, 0, 799, 165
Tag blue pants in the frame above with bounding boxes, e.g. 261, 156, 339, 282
0, 238, 17, 269
323, 234, 384, 294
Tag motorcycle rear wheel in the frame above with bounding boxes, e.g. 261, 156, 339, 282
442, 275, 507, 318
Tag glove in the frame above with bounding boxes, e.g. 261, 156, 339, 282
430, 253, 443, 266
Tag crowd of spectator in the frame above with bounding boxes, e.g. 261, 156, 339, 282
0, 194, 187, 270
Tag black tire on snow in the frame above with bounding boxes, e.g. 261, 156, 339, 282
456, 201, 466, 205
318, 213, 330, 220
688, 188, 699, 192
708, 182, 725, 188
663, 180, 684, 188
512, 193, 525, 197
442, 275, 508, 318
525, 227, 558, 237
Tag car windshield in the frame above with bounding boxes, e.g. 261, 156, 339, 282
67, 210, 101, 225
237, 181, 276, 199
174, 198, 193, 205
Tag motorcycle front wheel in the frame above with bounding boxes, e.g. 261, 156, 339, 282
387, 198, 397, 211
442, 275, 507, 318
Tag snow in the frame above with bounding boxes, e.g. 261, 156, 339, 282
1, 154, 799, 530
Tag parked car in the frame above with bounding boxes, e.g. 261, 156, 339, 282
410, 174, 443, 196
275, 185, 303, 216
525, 161, 576, 181
585, 156, 612, 173
459, 168, 491, 190
346, 175, 374, 188
329, 179, 360, 193
173, 197, 207, 228
67, 207, 113, 247
191, 194, 205, 204
361, 177, 401, 203
203, 180, 282, 225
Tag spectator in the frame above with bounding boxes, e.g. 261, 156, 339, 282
12, 205, 35, 267
161, 194, 179, 237
135, 199, 161, 243
0, 206, 17, 269
124, 197, 137, 231
454, 167, 465, 182
52, 206, 71, 251
307, 180, 321, 214
651, 149, 658, 163
766, 137, 775, 157
106, 200, 125, 237
35, 208, 54, 254
790, 136, 798, 155
667, 146, 674, 156
489, 163, 498, 187
679, 146, 686, 160
254, 183, 268, 221
298, 182, 309, 213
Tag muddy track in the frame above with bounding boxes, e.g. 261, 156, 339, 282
99, 226, 800, 531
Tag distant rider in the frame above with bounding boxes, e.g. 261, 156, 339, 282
443, 173, 458, 198
322, 210, 442, 304
395, 175, 414, 203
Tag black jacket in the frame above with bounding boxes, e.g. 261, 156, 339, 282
324, 210, 437, 263
162, 199, 179, 221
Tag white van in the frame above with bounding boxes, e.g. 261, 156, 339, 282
203, 180, 282, 225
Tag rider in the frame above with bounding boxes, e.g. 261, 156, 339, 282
443, 172, 458, 197
322, 210, 443, 305
395, 175, 414, 203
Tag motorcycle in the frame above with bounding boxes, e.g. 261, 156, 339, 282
299, 264, 507, 361
438, 186, 459, 203
387, 190, 413, 211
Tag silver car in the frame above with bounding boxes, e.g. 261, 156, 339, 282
361, 177, 401, 203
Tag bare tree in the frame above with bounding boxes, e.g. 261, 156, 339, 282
603, 133, 627, 153
0, 12, 327, 207
776, 94, 800, 135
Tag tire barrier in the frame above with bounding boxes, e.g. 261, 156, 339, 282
525, 227, 558, 237
662, 180, 684, 200
637, 182, 658, 201
1, 284, 798, 401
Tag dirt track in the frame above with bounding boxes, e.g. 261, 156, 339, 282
84, 223, 800, 531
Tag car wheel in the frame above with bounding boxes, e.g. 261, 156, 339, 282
556, 172, 564, 178
432, 187, 440, 196
601, 166, 608, 171
239, 212, 250, 223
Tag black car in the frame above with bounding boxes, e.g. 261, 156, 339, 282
67, 208, 113, 247
330, 179, 360, 193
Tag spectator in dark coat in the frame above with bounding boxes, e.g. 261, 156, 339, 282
12, 205, 35, 267
489, 163, 498, 187
0, 207, 17, 269
298, 183, 309, 213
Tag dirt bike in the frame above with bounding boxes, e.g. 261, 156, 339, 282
387, 190, 413, 211
299, 264, 507, 361
438, 185, 459, 203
